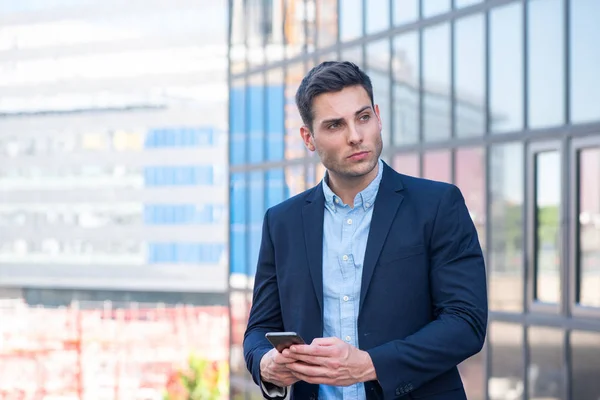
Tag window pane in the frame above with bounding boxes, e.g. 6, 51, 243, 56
455, 14, 485, 137
528, 327, 566, 400
489, 323, 525, 400
490, 143, 524, 312
230, 80, 246, 165
570, 0, 600, 123
248, 74, 265, 163
266, 0, 285, 62
423, 23, 451, 142
490, 3, 524, 133
393, 0, 418, 25
455, 0, 482, 7
455, 147, 486, 250
284, 0, 307, 58
459, 351, 485, 400
578, 147, 600, 307
267, 69, 285, 162
316, 0, 338, 48
423, 0, 451, 18
248, 171, 264, 280
339, 0, 362, 42
285, 164, 306, 198
528, 0, 565, 128
423, 150, 451, 183
230, 0, 246, 74
247, 0, 265, 66
367, 39, 391, 146
393, 153, 419, 177
366, 0, 389, 34
230, 173, 247, 280
392, 32, 420, 145
342, 45, 363, 69
535, 151, 561, 304
571, 331, 600, 400
266, 169, 285, 208
285, 63, 305, 160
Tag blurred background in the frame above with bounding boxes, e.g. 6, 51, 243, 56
1, 0, 599, 399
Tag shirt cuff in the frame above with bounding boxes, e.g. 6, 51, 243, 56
261, 380, 287, 398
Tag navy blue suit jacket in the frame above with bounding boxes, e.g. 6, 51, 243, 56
244, 162, 487, 399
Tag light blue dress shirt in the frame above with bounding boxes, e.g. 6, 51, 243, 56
319, 159, 383, 400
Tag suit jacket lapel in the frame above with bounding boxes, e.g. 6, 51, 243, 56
360, 164, 405, 312
302, 184, 325, 315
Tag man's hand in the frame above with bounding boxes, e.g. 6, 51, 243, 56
260, 348, 301, 388
282, 337, 377, 386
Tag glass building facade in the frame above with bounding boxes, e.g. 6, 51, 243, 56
0, 0, 229, 302
228, 0, 600, 399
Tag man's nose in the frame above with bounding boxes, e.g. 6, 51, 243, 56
347, 124, 363, 144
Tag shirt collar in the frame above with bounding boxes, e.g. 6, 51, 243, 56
322, 158, 383, 212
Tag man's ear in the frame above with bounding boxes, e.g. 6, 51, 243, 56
300, 125, 316, 152
374, 104, 382, 131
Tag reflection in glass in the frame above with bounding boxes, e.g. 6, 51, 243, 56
422, 0, 451, 18
367, 39, 391, 146
248, 74, 265, 163
455, 147, 486, 250
577, 147, 600, 307
339, 0, 362, 42
489, 323, 524, 400
490, 4, 523, 133
528, 0, 564, 128
316, 0, 338, 48
393, 153, 419, 177
535, 151, 561, 304
285, 165, 306, 198
455, 14, 485, 137
423, 150, 450, 183
285, 63, 305, 160
392, 32, 419, 145
490, 143, 524, 312
423, 23, 451, 142
459, 351, 485, 400
570, 0, 600, 123
528, 327, 566, 400
571, 331, 600, 399
366, 0, 389, 34
393, 0, 418, 25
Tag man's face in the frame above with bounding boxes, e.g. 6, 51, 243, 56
301, 85, 383, 181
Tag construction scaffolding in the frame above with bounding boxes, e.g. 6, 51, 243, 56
0, 299, 229, 400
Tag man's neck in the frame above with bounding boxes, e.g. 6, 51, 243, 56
327, 164, 379, 208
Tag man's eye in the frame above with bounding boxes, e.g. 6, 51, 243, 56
360, 114, 371, 121
328, 123, 340, 130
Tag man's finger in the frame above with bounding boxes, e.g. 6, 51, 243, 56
289, 343, 335, 357
310, 337, 340, 346
272, 352, 299, 364
286, 361, 333, 378
281, 350, 325, 366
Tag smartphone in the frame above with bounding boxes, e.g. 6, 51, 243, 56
265, 331, 305, 352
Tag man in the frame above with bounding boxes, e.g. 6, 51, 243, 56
243, 61, 487, 400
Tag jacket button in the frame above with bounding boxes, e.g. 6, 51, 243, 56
309, 393, 317, 400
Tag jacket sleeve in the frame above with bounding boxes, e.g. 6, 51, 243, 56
243, 209, 287, 399
366, 184, 488, 399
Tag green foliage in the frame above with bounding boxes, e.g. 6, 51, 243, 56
164, 355, 228, 400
